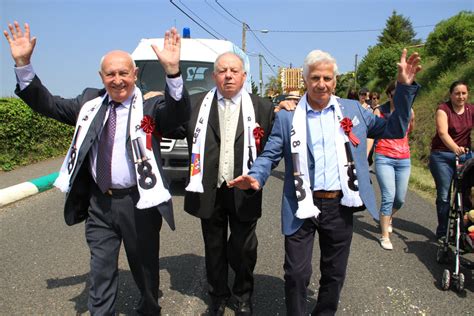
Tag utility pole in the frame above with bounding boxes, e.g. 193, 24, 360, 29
242, 23, 268, 53
242, 22, 247, 52
259, 54, 263, 97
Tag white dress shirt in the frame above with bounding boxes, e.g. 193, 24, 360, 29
14, 63, 184, 189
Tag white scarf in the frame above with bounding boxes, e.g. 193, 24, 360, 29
54, 86, 171, 209
291, 95, 363, 219
186, 88, 257, 193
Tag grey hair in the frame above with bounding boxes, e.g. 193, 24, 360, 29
99, 51, 136, 71
213, 52, 246, 73
303, 50, 338, 77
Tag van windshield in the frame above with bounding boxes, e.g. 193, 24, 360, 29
136, 61, 215, 95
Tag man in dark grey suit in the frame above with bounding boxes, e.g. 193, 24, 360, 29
170, 52, 273, 315
4, 21, 190, 315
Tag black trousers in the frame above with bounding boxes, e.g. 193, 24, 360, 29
284, 196, 353, 316
201, 184, 258, 303
85, 183, 163, 315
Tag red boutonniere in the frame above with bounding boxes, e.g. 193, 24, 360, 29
253, 125, 265, 153
140, 115, 156, 150
340, 117, 360, 147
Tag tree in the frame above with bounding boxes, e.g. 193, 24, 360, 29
425, 11, 474, 70
335, 72, 356, 98
378, 10, 420, 46
264, 74, 282, 97
251, 79, 259, 95
357, 11, 420, 89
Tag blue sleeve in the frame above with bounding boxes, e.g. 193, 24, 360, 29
367, 82, 419, 139
248, 110, 286, 188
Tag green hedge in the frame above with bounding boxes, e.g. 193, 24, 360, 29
0, 98, 74, 171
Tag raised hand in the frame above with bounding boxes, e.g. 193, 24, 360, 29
397, 48, 422, 85
151, 27, 181, 75
227, 174, 261, 191
3, 21, 36, 67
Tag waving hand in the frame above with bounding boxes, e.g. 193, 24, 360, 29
3, 21, 36, 67
151, 27, 181, 76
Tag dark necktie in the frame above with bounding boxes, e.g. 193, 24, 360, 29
96, 101, 120, 193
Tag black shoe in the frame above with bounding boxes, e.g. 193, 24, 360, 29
236, 300, 252, 316
209, 299, 227, 316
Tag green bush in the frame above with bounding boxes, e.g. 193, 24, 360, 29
0, 98, 74, 171
425, 11, 474, 72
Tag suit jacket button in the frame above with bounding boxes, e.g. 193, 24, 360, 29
215, 164, 218, 169
310, 164, 314, 169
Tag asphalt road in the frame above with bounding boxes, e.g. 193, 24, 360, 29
0, 162, 473, 315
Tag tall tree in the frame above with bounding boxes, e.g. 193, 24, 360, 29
264, 74, 282, 97
251, 79, 259, 95
378, 10, 420, 46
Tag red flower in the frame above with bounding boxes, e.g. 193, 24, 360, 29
340, 117, 360, 146
253, 126, 265, 153
140, 115, 156, 150
140, 115, 155, 133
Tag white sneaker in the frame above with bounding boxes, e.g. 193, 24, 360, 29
380, 237, 393, 250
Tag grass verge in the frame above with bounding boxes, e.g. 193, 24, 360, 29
409, 163, 435, 204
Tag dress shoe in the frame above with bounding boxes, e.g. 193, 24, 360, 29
209, 299, 227, 316
236, 300, 252, 316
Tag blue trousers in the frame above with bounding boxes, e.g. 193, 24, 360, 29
429, 151, 471, 238
374, 153, 411, 216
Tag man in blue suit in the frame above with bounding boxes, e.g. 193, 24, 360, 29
229, 49, 421, 315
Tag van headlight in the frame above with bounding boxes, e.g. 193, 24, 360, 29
175, 138, 188, 148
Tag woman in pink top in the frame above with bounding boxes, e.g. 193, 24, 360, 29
374, 81, 415, 250
429, 81, 473, 241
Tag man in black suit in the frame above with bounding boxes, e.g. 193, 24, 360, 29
173, 52, 274, 315
4, 21, 190, 315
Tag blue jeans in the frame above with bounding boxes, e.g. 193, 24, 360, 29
428, 151, 471, 238
375, 154, 411, 217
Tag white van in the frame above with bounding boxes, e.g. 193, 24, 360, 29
132, 37, 251, 182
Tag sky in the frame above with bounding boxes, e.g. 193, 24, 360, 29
1, 0, 472, 97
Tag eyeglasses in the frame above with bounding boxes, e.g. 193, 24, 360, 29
372, 97, 379, 100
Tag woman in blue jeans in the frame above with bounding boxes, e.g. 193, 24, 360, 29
429, 81, 473, 240
374, 81, 415, 250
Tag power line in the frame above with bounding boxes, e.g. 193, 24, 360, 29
178, 0, 227, 39
204, 0, 240, 27
249, 24, 436, 34
248, 29, 290, 66
214, 0, 290, 66
169, 0, 219, 39
248, 53, 277, 76
261, 54, 277, 75
214, 0, 242, 24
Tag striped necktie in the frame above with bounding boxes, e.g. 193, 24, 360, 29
96, 101, 120, 193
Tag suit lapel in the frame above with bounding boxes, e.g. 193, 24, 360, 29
235, 106, 244, 144
90, 99, 109, 140
208, 96, 220, 141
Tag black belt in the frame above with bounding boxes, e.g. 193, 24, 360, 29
313, 190, 342, 199
104, 186, 138, 197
